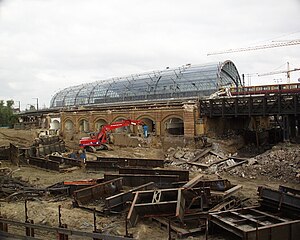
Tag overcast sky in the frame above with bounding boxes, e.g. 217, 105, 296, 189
0, 0, 300, 110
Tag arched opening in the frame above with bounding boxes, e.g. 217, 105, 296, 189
139, 117, 155, 135
79, 119, 89, 132
95, 119, 108, 131
165, 117, 184, 135
112, 117, 132, 133
51, 119, 60, 130
64, 119, 74, 131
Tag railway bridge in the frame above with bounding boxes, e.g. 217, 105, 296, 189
199, 93, 300, 141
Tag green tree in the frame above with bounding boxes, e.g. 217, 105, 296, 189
0, 100, 17, 127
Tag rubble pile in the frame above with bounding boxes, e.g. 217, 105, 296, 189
166, 143, 300, 183
165, 146, 229, 172
228, 144, 300, 183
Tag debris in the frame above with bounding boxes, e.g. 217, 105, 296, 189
227, 144, 300, 182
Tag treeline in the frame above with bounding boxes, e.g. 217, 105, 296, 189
0, 100, 17, 127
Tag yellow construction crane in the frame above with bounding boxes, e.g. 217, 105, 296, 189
207, 39, 300, 56
258, 62, 300, 84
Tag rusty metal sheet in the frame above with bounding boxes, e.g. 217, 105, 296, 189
85, 160, 119, 170
104, 173, 179, 187
258, 186, 300, 216
28, 157, 60, 171
127, 188, 185, 227
49, 155, 82, 167
0, 146, 10, 160
119, 167, 189, 181
73, 177, 123, 205
9, 143, 19, 165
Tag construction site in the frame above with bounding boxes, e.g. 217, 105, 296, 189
0, 57, 300, 240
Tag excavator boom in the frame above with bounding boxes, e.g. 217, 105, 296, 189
79, 119, 143, 150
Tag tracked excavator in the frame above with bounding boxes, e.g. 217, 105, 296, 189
79, 119, 144, 151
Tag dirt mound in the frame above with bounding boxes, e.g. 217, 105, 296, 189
0, 128, 38, 147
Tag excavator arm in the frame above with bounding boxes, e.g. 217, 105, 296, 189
79, 119, 144, 150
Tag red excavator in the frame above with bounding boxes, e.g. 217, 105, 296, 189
79, 119, 144, 151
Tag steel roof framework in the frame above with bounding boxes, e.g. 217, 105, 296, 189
50, 60, 241, 108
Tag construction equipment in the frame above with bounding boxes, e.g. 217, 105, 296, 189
79, 119, 144, 151
258, 62, 300, 84
207, 39, 300, 55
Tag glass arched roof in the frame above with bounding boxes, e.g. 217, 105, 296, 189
50, 60, 241, 108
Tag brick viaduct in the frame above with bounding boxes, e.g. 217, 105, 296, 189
60, 100, 204, 138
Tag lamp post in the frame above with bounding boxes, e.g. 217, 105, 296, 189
15, 101, 21, 111
32, 98, 39, 111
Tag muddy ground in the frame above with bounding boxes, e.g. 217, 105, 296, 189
0, 129, 299, 240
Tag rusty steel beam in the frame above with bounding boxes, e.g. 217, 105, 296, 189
104, 173, 179, 187
49, 155, 82, 167
183, 176, 232, 191
105, 182, 155, 211
151, 217, 205, 238
127, 188, 185, 227
97, 156, 164, 168
119, 167, 189, 181
28, 157, 60, 171
73, 178, 123, 205
211, 184, 243, 200
63, 178, 104, 195
209, 206, 300, 240
279, 185, 300, 196
86, 160, 119, 170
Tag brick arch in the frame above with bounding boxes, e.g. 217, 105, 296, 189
161, 114, 184, 136
77, 117, 89, 132
93, 118, 108, 131
137, 114, 156, 133
110, 116, 132, 133
63, 118, 75, 132
111, 116, 128, 123
137, 114, 155, 122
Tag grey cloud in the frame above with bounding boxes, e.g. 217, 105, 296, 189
0, 0, 299, 109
